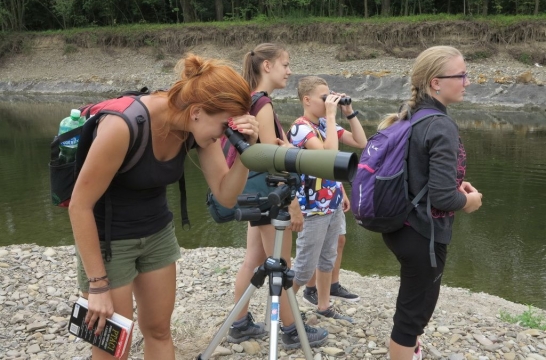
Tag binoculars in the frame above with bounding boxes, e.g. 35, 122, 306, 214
321, 94, 352, 106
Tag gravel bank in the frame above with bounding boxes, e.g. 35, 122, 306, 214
0, 40, 544, 107
1, 244, 546, 360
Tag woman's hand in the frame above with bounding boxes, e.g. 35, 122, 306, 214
85, 289, 114, 336
230, 114, 259, 145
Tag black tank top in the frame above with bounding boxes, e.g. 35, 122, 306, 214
94, 129, 194, 241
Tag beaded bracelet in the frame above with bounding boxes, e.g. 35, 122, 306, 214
87, 275, 108, 283
88, 284, 111, 294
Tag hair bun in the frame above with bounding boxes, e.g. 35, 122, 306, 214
181, 53, 209, 80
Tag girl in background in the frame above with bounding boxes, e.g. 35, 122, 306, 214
228, 43, 328, 350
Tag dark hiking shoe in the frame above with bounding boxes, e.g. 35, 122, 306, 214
227, 312, 266, 343
303, 288, 318, 306
281, 324, 328, 349
330, 283, 361, 302
316, 305, 354, 323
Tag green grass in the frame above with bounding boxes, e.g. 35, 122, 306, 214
499, 305, 546, 330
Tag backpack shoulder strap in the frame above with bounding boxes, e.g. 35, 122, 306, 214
76, 96, 150, 174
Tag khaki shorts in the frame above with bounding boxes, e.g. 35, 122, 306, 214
76, 221, 181, 292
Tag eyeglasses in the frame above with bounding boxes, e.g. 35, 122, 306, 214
437, 73, 468, 84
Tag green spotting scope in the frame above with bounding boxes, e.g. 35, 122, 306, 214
225, 128, 357, 182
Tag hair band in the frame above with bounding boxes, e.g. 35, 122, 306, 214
250, 51, 255, 56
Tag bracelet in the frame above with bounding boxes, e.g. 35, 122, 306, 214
87, 275, 108, 283
88, 284, 111, 294
346, 111, 359, 120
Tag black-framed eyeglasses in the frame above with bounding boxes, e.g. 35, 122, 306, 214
436, 73, 468, 84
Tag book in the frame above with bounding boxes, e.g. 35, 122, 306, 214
68, 297, 134, 359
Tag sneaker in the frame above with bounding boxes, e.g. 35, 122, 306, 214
302, 288, 318, 306
227, 312, 266, 343
412, 340, 422, 360
316, 305, 354, 323
281, 324, 329, 349
330, 283, 360, 302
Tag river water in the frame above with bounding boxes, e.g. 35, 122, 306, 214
1, 96, 545, 309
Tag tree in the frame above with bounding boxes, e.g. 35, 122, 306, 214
381, 0, 390, 15
52, 0, 75, 29
364, 0, 368, 17
180, 0, 194, 22
214, 0, 223, 20
1, 0, 29, 30
534, 0, 539, 15
483, 0, 488, 15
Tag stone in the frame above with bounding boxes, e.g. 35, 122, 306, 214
43, 248, 56, 257
474, 334, 494, 346
27, 344, 41, 354
240, 340, 260, 355
322, 347, 345, 356
211, 346, 231, 356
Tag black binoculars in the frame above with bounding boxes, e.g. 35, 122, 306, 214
321, 94, 352, 106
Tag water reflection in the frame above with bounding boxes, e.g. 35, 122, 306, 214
1, 97, 546, 309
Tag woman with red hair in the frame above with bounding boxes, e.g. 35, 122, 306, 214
69, 54, 258, 360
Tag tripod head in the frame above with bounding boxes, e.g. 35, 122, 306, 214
235, 172, 300, 222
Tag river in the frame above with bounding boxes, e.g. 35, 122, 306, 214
1, 95, 545, 309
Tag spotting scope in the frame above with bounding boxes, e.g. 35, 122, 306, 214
224, 128, 357, 182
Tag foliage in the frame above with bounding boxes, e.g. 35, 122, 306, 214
499, 305, 546, 330
0, 0, 544, 31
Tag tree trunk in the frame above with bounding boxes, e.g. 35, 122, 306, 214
381, 0, 390, 16
535, 0, 539, 15
339, 0, 344, 16
364, 0, 368, 17
180, 0, 194, 22
404, 0, 408, 16
447, 0, 451, 13
482, 0, 488, 15
215, 0, 223, 21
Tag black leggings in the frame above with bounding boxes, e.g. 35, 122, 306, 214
383, 225, 447, 347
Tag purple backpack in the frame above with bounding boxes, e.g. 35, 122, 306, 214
351, 108, 445, 234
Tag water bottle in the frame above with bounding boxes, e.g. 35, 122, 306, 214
58, 109, 84, 164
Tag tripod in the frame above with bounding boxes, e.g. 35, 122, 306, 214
198, 174, 313, 360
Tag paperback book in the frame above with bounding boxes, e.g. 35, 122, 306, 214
68, 297, 133, 359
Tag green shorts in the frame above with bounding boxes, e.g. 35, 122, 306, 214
76, 221, 181, 292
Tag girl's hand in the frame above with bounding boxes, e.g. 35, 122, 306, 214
324, 94, 341, 119
331, 91, 354, 117
230, 115, 259, 145
458, 181, 478, 195
275, 138, 295, 148
288, 200, 304, 232
342, 196, 350, 212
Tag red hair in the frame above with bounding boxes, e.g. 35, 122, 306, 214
167, 54, 251, 136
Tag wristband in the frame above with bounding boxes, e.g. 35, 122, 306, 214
346, 111, 359, 120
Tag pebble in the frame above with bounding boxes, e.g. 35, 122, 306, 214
0, 244, 545, 360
